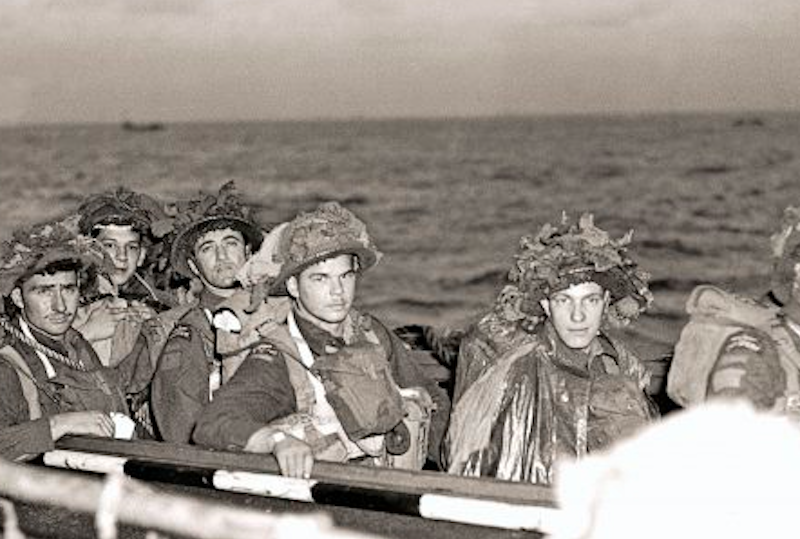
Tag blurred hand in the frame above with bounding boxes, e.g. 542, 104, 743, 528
74, 298, 129, 342
96, 275, 117, 297
273, 436, 314, 479
124, 300, 155, 323
49, 411, 115, 441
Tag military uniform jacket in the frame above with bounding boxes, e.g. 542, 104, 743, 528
150, 291, 225, 443
0, 320, 151, 461
707, 316, 798, 410
193, 310, 451, 466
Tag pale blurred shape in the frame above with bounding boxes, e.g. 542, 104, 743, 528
553, 402, 800, 539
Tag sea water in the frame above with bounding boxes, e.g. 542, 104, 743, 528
2, 112, 799, 359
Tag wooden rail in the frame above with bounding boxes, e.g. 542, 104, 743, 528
0, 455, 375, 539
49, 436, 558, 533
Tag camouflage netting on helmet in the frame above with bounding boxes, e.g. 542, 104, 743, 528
78, 187, 168, 237
166, 181, 263, 279
0, 214, 111, 299
275, 201, 381, 277
236, 201, 381, 311
78, 187, 178, 300
769, 206, 800, 306
493, 213, 652, 329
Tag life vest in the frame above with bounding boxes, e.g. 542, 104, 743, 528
271, 312, 402, 464
667, 285, 800, 414
213, 290, 433, 469
0, 343, 128, 420
212, 291, 291, 383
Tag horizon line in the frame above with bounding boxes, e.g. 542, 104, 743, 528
2, 107, 798, 130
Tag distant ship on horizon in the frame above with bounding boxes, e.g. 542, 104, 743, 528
121, 120, 165, 132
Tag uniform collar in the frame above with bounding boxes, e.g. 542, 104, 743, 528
291, 311, 346, 356
20, 317, 73, 356
540, 321, 618, 376
199, 289, 228, 311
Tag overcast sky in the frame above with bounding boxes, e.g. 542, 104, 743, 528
1, 0, 798, 124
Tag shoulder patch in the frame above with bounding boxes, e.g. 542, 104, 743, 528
251, 341, 280, 359
170, 324, 193, 341
725, 332, 764, 353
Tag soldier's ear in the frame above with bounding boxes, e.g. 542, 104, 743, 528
136, 246, 147, 268
10, 288, 24, 311
286, 276, 299, 300
187, 258, 200, 278
540, 298, 550, 317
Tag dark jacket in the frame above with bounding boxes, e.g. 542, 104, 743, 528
0, 321, 150, 461
150, 291, 225, 443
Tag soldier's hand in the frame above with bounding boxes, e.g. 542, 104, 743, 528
75, 299, 128, 341
49, 411, 115, 441
273, 435, 314, 479
123, 301, 155, 323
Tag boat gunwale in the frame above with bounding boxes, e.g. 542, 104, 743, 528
55, 436, 556, 508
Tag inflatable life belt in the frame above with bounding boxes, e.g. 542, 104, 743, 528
668, 285, 800, 414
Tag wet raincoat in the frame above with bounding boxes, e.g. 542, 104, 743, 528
445, 320, 654, 484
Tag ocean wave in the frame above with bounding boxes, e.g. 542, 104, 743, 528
381, 296, 466, 311
684, 163, 737, 176
638, 238, 705, 256
437, 268, 506, 290
294, 192, 370, 207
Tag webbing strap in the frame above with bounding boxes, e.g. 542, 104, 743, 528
771, 324, 800, 406
0, 346, 43, 420
0, 317, 87, 371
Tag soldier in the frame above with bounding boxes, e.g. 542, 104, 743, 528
150, 183, 263, 443
193, 202, 450, 478
0, 217, 150, 460
668, 206, 800, 414
73, 188, 173, 367
445, 214, 656, 484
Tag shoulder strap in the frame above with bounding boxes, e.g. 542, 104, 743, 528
0, 346, 43, 420
364, 315, 395, 353
248, 323, 317, 414
284, 313, 320, 413
284, 352, 316, 414
764, 323, 800, 413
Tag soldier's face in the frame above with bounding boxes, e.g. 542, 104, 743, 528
541, 281, 609, 350
189, 228, 248, 290
12, 271, 80, 339
287, 254, 357, 332
95, 225, 146, 287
